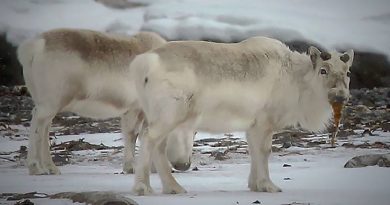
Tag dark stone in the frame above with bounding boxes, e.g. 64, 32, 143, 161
6, 192, 48, 201
52, 152, 71, 166
282, 141, 292, 149
15, 199, 34, 205
285, 40, 324, 53
211, 150, 230, 161
378, 157, 390, 167
382, 122, 390, 132
95, 0, 148, 9
306, 141, 326, 147
283, 164, 292, 167
344, 153, 390, 168
349, 51, 390, 89
51, 191, 138, 205
272, 146, 282, 152
252, 200, 261, 204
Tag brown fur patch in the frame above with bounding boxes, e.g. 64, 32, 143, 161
340, 54, 350, 63
42, 29, 146, 67
320, 52, 331, 61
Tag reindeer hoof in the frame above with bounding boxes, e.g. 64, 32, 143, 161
162, 185, 187, 194
133, 182, 154, 196
122, 162, 134, 174
249, 180, 282, 193
28, 161, 50, 175
44, 163, 61, 175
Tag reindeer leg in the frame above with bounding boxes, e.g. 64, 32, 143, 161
121, 109, 144, 174
153, 133, 186, 194
247, 121, 281, 192
28, 106, 58, 175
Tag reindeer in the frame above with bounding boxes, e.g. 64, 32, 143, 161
17, 28, 194, 175
130, 36, 354, 195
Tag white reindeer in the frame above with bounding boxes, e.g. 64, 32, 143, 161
17, 28, 194, 175
130, 36, 354, 195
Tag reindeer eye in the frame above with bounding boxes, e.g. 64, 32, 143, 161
320, 68, 328, 75
347, 71, 351, 77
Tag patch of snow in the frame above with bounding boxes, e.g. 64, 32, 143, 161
195, 132, 245, 140
0, 0, 145, 45
142, 0, 390, 55
52, 133, 124, 147
1, 131, 390, 204
1, 147, 390, 205
1, 0, 389, 57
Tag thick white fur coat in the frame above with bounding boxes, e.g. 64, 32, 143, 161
130, 36, 353, 195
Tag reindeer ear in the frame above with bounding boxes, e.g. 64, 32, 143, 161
308, 46, 321, 68
320, 52, 331, 61
342, 49, 354, 67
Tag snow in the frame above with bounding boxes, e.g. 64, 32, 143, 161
0, 0, 145, 45
52, 133, 124, 147
1, 132, 390, 205
142, 0, 390, 56
1, 0, 390, 57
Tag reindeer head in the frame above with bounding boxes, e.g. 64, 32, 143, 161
308, 46, 354, 104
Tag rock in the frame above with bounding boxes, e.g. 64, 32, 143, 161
381, 122, 390, 132
95, 0, 148, 9
271, 146, 282, 152
15, 199, 34, 205
52, 152, 71, 166
51, 191, 138, 205
336, 129, 357, 139
283, 164, 292, 167
51, 138, 118, 151
5, 192, 48, 201
211, 150, 230, 161
306, 141, 326, 147
378, 156, 390, 167
348, 51, 390, 89
281, 141, 292, 149
285, 40, 324, 53
355, 105, 371, 113
344, 153, 390, 168
252, 200, 261, 204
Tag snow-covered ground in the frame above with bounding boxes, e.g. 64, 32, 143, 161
1, 132, 390, 205
1, 0, 390, 204
0, 0, 390, 56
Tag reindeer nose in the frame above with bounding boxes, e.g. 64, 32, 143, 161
173, 162, 191, 171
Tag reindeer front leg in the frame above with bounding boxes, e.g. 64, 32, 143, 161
246, 122, 281, 192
